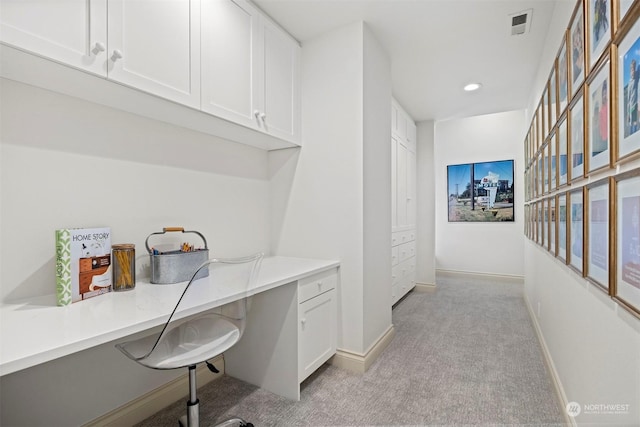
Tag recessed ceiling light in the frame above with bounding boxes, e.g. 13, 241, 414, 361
464, 83, 482, 92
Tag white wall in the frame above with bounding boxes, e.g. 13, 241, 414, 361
526, 242, 640, 425
270, 21, 392, 355
362, 24, 392, 350
523, 2, 640, 425
416, 120, 436, 285
0, 79, 270, 426
434, 110, 525, 277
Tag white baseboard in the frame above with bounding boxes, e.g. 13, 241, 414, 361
84, 355, 224, 427
436, 268, 525, 283
329, 325, 395, 374
415, 282, 437, 292
523, 295, 575, 427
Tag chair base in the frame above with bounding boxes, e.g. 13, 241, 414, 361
179, 415, 253, 427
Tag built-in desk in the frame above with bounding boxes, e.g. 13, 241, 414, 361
0, 256, 339, 400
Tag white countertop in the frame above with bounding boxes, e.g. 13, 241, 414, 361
0, 256, 339, 376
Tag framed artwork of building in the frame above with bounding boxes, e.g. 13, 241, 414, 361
447, 160, 515, 222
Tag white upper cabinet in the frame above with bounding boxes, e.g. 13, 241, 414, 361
202, 0, 300, 144
0, 0, 107, 75
201, 0, 260, 129
261, 17, 300, 143
107, 0, 201, 108
0, 0, 300, 149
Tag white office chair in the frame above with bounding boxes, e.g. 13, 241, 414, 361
116, 253, 264, 427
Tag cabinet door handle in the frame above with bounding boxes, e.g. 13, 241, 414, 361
301, 318, 306, 326
111, 50, 123, 61
259, 112, 267, 122
92, 42, 106, 55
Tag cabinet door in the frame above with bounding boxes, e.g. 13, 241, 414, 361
0, 0, 107, 75
406, 119, 417, 152
407, 149, 417, 226
261, 18, 300, 143
391, 137, 398, 228
299, 289, 336, 382
107, 0, 200, 107
201, 0, 261, 129
396, 141, 408, 227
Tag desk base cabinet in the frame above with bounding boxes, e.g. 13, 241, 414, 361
225, 267, 338, 400
298, 268, 337, 383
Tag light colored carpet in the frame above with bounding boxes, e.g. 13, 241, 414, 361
137, 274, 564, 426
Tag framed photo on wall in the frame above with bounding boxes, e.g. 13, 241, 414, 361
542, 88, 549, 138
587, 57, 611, 173
550, 68, 558, 128
617, 15, 640, 162
446, 160, 515, 222
570, 1, 586, 97
570, 92, 585, 180
538, 199, 549, 246
550, 131, 557, 190
559, 116, 569, 185
559, 33, 569, 113
587, 0, 611, 70
531, 203, 535, 240
569, 187, 585, 274
525, 134, 530, 169
544, 142, 551, 193
586, 178, 611, 291
539, 149, 546, 196
558, 193, 568, 262
536, 105, 542, 151
614, 170, 640, 317
543, 197, 549, 249
533, 201, 542, 244
550, 196, 557, 255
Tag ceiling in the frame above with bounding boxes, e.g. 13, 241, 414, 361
253, 0, 560, 123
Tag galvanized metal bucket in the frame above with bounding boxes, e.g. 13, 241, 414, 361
145, 227, 209, 284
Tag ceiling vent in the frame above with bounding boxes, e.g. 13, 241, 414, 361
510, 9, 532, 36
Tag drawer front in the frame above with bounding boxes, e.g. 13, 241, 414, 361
407, 257, 416, 276
391, 246, 399, 266
392, 264, 401, 285
398, 241, 415, 262
391, 282, 399, 305
299, 268, 337, 303
392, 229, 416, 247
396, 258, 415, 280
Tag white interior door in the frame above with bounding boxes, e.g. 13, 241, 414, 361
107, 0, 200, 107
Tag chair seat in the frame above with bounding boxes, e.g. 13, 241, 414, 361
117, 314, 241, 370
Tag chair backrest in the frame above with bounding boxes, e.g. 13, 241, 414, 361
138, 252, 264, 364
